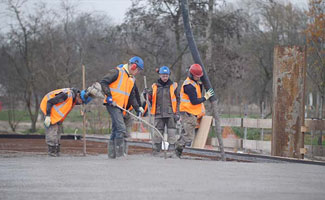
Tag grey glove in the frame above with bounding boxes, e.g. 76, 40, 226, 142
204, 88, 214, 100
44, 116, 51, 128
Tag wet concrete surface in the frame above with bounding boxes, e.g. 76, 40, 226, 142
0, 153, 325, 200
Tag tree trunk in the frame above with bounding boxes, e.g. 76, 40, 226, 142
175, 20, 183, 83
181, 0, 225, 160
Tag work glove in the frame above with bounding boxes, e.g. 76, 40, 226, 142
44, 116, 51, 128
174, 114, 180, 122
137, 107, 145, 116
81, 90, 92, 104
143, 88, 149, 95
204, 88, 214, 100
106, 96, 114, 106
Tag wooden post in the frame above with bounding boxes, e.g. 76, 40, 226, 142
272, 46, 306, 158
82, 65, 86, 156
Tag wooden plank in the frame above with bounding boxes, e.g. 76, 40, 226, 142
192, 116, 213, 149
220, 118, 242, 127
301, 126, 308, 133
305, 119, 325, 131
243, 118, 272, 129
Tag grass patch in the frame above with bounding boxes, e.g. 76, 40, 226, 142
0, 110, 30, 122
232, 127, 271, 140
304, 133, 325, 145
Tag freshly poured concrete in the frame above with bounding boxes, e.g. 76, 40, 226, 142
0, 154, 324, 200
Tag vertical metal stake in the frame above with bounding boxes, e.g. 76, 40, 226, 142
82, 65, 86, 156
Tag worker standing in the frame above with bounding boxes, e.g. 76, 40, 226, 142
175, 64, 214, 157
40, 88, 92, 157
100, 56, 144, 159
117, 64, 142, 139
146, 66, 179, 155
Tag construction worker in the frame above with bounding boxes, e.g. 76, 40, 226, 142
40, 88, 92, 157
175, 64, 214, 157
146, 66, 179, 155
100, 56, 144, 159
117, 64, 142, 139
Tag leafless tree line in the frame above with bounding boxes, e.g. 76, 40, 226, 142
0, 0, 323, 133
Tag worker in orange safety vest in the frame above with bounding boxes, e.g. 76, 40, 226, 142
175, 64, 214, 157
144, 66, 179, 155
100, 56, 144, 159
40, 88, 92, 156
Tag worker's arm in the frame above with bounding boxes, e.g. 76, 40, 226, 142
183, 84, 206, 105
100, 68, 119, 97
46, 92, 68, 116
129, 87, 140, 112
133, 83, 141, 106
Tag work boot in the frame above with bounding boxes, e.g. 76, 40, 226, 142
108, 139, 116, 159
55, 144, 60, 157
175, 144, 184, 158
115, 138, 125, 157
48, 145, 57, 157
124, 139, 128, 155
152, 143, 161, 156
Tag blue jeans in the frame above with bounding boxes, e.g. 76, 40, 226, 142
106, 105, 126, 140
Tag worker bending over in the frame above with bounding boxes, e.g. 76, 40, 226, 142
175, 64, 214, 157
40, 88, 92, 157
146, 66, 179, 155
100, 56, 144, 159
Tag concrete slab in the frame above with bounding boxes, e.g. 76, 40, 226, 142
0, 154, 324, 200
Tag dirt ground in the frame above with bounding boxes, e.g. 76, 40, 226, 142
0, 137, 152, 157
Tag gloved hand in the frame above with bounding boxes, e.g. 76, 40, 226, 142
81, 90, 92, 104
143, 88, 149, 95
138, 107, 145, 116
204, 88, 214, 100
44, 116, 51, 128
106, 96, 114, 106
174, 114, 180, 122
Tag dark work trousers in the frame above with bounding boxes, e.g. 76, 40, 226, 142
106, 105, 126, 140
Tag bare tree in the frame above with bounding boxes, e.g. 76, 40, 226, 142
3, 0, 45, 132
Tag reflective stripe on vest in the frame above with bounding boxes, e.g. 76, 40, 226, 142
179, 77, 205, 116
104, 67, 135, 108
151, 82, 178, 115
40, 88, 75, 124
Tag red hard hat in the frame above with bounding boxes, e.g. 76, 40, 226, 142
189, 64, 203, 77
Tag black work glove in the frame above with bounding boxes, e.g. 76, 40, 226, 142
143, 88, 149, 95
174, 114, 180, 122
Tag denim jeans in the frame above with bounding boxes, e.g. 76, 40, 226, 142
106, 105, 126, 140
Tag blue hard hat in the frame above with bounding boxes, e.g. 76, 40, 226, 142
117, 64, 124, 68
129, 56, 144, 70
158, 66, 170, 75
80, 90, 92, 104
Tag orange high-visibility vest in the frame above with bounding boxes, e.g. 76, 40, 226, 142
180, 77, 205, 116
151, 82, 177, 115
142, 103, 148, 117
40, 88, 76, 124
104, 67, 135, 109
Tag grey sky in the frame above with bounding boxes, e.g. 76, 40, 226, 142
0, 0, 308, 33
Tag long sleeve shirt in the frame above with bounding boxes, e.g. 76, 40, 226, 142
183, 81, 206, 105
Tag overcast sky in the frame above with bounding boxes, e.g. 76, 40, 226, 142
0, 0, 308, 33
